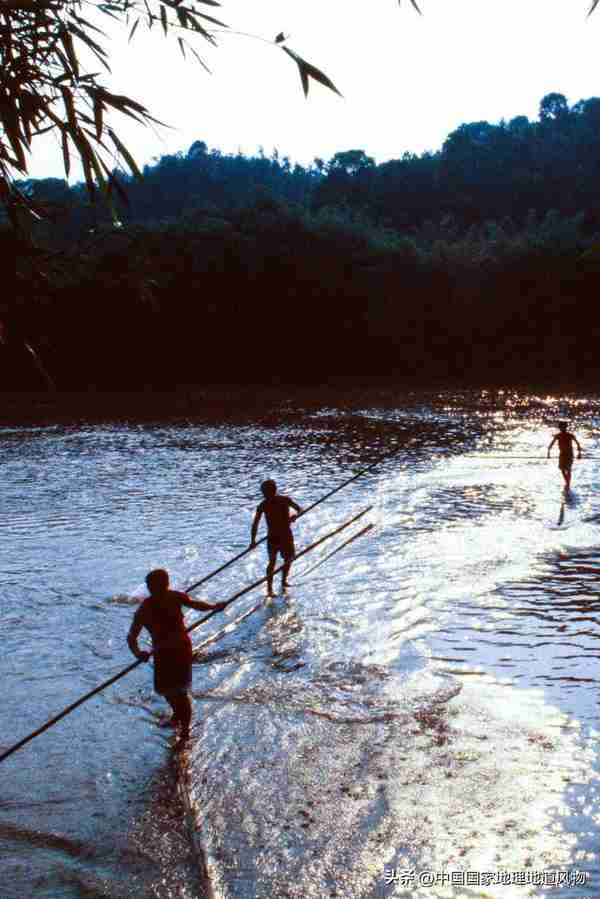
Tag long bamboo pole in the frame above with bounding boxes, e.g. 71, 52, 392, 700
0, 505, 372, 766
185, 440, 404, 593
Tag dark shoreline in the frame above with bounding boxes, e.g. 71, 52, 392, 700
1, 380, 598, 428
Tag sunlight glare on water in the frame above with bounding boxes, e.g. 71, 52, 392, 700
1, 390, 600, 897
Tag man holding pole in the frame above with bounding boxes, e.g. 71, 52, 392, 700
127, 568, 226, 747
250, 479, 303, 596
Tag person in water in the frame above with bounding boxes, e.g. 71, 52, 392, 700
250, 479, 303, 596
127, 568, 226, 747
547, 421, 582, 490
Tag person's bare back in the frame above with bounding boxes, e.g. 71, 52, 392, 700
547, 422, 581, 489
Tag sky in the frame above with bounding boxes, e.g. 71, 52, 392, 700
24, 0, 600, 182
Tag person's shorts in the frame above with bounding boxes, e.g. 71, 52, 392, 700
154, 643, 192, 696
267, 532, 295, 561
559, 452, 573, 471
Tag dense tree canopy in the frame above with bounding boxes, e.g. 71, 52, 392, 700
0, 0, 343, 225
1, 0, 597, 226
4, 1, 600, 394
4, 89, 600, 392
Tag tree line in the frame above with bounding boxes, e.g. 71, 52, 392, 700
3, 92, 600, 391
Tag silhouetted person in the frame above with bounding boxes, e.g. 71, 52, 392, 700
250, 479, 303, 596
127, 568, 225, 748
547, 421, 582, 490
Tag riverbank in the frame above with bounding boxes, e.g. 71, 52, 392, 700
0, 380, 595, 427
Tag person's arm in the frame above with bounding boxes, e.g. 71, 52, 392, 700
289, 497, 303, 522
127, 615, 150, 662
250, 505, 263, 546
547, 435, 557, 458
180, 594, 227, 613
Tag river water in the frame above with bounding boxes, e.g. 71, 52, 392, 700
1, 389, 599, 898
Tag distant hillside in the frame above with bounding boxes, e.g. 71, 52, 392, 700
13, 92, 600, 239
3, 92, 600, 393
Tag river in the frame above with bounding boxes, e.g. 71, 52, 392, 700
1, 388, 599, 898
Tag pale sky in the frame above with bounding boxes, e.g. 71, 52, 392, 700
24, 0, 600, 182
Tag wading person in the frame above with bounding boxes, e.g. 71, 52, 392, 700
127, 568, 226, 747
250, 479, 303, 596
547, 421, 582, 491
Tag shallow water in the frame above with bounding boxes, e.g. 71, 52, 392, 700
1, 390, 600, 897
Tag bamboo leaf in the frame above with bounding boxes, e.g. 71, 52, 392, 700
54, 47, 76, 79
76, 131, 110, 200
86, 44, 112, 74
18, 93, 35, 146
275, 32, 286, 44
97, 3, 124, 20
60, 86, 78, 132
93, 93, 104, 140
160, 3, 168, 35
68, 24, 108, 58
45, 106, 69, 130
164, 0, 221, 6
187, 42, 212, 73
97, 89, 148, 114
32, 125, 56, 137
109, 172, 130, 209
112, 106, 146, 125
0, 100, 28, 170
282, 47, 342, 98
184, 13, 217, 44
400, 0, 422, 11
52, 71, 76, 86
81, 128, 114, 154
177, 36, 186, 58
589, 0, 599, 15
70, 13, 107, 37
128, 17, 140, 41
194, 11, 228, 28
89, 154, 107, 194
108, 128, 143, 180
300, 67, 309, 97
0, 150, 21, 168
80, 149, 95, 198
78, 112, 97, 127
61, 129, 71, 178
143, 0, 153, 27
60, 29, 80, 79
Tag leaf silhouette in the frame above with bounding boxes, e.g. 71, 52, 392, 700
60, 29, 79, 78
282, 47, 342, 98
400, 0, 422, 12
187, 42, 212, 73
91, 92, 104, 140
61, 129, 70, 178
108, 128, 143, 180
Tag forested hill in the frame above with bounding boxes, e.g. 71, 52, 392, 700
4, 92, 600, 392
16, 92, 600, 235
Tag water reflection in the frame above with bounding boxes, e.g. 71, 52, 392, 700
1, 391, 600, 896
